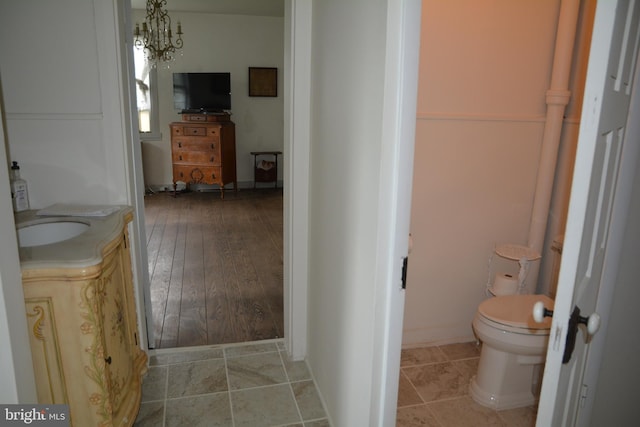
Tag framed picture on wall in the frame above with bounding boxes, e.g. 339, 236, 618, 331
248, 67, 278, 97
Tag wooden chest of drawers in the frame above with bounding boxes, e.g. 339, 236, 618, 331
170, 120, 237, 198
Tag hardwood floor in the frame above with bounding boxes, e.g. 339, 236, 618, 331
143, 189, 283, 349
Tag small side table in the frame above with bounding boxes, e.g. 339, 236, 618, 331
251, 151, 282, 188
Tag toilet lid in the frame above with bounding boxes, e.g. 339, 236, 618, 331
478, 294, 554, 330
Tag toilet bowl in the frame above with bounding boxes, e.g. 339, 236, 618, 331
470, 294, 553, 410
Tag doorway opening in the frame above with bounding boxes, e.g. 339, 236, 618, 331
397, 0, 597, 425
129, 2, 287, 350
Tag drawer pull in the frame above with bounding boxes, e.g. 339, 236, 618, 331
178, 142, 182, 148
211, 144, 215, 149
179, 155, 183, 161
179, 172, 184, 178
210, 157, 214, 162
211, 172, 216, 179
105, 356, 112, 365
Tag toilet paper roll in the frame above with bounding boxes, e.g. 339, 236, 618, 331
492, 272, 518, 296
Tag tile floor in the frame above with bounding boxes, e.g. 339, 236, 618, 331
135, 340, 538, 427
134, 340, 330, 427
396, 342, 538, 427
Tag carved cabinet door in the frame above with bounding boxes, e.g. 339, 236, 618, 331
98, 238, 136, 423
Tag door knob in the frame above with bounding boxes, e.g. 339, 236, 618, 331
533, 301, 554, 323
581, 311, 601, 335
533, 302, 601, 364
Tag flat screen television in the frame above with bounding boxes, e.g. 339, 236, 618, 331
173, 72, 231, 113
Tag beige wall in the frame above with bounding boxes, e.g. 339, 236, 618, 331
403, 0, 594, 346
134, 10, 284, 189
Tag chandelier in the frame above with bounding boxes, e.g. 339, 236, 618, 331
134, 0, 184, 64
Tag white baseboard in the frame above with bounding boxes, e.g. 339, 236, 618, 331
401, 325, 477, 349
145, 180, 283, 193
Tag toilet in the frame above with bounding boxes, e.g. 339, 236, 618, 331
469, 236, 564, 410
469, 240, 562, 409
470, 293, 554, 410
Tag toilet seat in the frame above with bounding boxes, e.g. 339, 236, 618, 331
477, 294, 553, 333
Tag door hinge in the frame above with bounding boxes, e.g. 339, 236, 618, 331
401, 257, 408, 289
579, 383, 588, 408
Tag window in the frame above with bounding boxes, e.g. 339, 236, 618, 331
133, 47, 160, 140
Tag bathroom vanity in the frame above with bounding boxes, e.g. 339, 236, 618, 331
17, 207, 147, 427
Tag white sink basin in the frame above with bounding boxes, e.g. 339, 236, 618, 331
18, 221, 90, 248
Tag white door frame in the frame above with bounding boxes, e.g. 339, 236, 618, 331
0, 102, 38, 403
119, 0, 154, 349
283, 0, 312, 361
122, 0, 310, 353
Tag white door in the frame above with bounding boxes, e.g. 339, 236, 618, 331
536, 2, 640, 426
371, 0, 422, 425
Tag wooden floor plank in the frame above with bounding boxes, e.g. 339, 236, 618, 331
143, 189, 283, 348
159, 198, 188, 348
148, 198, 179, 347
178, 200, 208, 347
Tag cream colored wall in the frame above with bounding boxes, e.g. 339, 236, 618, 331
404, 0, 564, 346
134, 10, 284, 189
0, 1, 130, 209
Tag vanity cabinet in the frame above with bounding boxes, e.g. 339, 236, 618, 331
21, 211, 147, 427
170, 117, 237, 198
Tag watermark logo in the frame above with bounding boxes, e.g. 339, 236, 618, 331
0, 405, 69, 426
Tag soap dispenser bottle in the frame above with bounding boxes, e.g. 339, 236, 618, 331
10, 161, 30, 212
